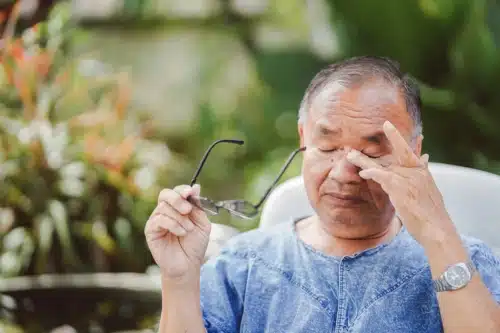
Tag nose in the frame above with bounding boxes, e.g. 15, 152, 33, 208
328, 149, 363, 184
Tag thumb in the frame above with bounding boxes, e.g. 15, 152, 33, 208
420, 154, 430, 166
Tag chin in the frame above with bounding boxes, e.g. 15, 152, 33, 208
317, 207, 389, 239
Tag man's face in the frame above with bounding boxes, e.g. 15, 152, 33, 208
299, 80, 421, 237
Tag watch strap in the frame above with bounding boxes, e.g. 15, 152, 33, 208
466, 260, 476, 274
433, 277, 450, 292
432, 260, 476, 293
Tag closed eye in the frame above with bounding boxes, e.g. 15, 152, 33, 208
361, 151, 383, 159
318, 148, 338, 153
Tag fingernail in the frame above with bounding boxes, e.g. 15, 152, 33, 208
347, 150, 359, 159
181, 188, 192, 198
383, 121, 394, 130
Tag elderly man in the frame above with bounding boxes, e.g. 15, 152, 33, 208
145, 56, 500, 333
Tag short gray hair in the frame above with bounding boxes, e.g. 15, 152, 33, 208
298, 56, 422, 137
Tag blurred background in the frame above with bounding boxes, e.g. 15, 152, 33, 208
0, 0, 499, 332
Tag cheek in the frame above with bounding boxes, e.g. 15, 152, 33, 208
367, 181, 392, 208
302, 155, 330, 199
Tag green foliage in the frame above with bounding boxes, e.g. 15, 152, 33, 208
0, 3, 167, 277
2, 0, 499, 277
326, 0, 500, 172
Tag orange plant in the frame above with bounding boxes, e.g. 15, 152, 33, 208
0, 3, 168, 277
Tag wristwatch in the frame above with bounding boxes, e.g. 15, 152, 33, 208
432, 261, 476, 292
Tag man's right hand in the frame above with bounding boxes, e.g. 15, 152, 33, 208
145, 184, 212, 282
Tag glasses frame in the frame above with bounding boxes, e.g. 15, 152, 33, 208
188, 139, 305, 220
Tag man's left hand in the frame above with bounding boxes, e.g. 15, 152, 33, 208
346, 120, 456, 245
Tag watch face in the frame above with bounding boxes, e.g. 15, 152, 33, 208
444, 265, 470, 289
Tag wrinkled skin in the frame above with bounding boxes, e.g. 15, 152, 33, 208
145, 184, 211, 281
298, 80, 423, 240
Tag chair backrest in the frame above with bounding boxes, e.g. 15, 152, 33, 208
259, 162, 500, 254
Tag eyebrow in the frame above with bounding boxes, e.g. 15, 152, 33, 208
317, 124, 342, 137
315, 125, 387, 145
362, 131, 386, 144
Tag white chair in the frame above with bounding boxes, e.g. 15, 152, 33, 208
259, 162, 500, 255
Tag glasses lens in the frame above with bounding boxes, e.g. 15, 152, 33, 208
219, 200, 258, 219
188, 196, 219, 215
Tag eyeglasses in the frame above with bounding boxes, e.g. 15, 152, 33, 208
187, 139, 305, 220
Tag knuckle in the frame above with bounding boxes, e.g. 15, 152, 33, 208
169, 221, 186, 234
159, 189, 185, 210
179, 216, 192, 227
171, 195, 186, 210
145, 214, 158, 233
162, 216, 176, 230
174, 184, 191, 195
158, 188, 173, 203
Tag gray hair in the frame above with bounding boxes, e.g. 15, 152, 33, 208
298, 56, 422, 137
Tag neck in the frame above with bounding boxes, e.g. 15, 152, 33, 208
296, 215, 402, 257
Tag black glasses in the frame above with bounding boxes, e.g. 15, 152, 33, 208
188, 139, 305, 220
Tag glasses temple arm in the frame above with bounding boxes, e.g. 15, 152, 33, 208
254, 146, 306, 209
190, 139, 244, 186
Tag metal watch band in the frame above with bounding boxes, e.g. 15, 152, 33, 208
466, 260, 476, 274
433, 277, 450, 292
432, 260, 476, 293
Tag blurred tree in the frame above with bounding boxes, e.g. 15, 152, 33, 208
33, 0, 500, 231
327, 0, 500, 172
0, 0, 60, 35
0, 2, 170, 277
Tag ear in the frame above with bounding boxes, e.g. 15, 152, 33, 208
298, 122, 305, 147
413, 134, 423, 157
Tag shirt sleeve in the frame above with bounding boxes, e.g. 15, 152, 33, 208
471, 242, 500, 304
200, 247, 249, 333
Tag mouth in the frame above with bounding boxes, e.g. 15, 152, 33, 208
323, 193, 366, 206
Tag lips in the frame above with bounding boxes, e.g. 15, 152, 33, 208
324, 192, 366, 206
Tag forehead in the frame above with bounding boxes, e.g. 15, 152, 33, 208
307, 80, 414, 138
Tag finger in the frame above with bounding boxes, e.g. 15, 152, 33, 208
420, 153, 429, 166
383, 121, 420, 166
150, 214, 187, 237
174, 185, 195, 199
186, 184, 203, 210
158, 188, 193, 215
155, 202, 195, 232
189, 202, 212, 232
359, 168, 394, 190
346, 150, 383, 170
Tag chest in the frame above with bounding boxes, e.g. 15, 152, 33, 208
239, 261, 443, 333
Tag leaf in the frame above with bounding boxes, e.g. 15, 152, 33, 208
0, 252, 21, 277
3, 227, 27, 251
91, 220, 116, 254
34, 214, 54, 273
486, 0, 500, 48
19, 229, 34, 271
0, 207, 14, 235
114, 217, 132, 251
329, 0, 469, 82
58, 177, 85, 198
450, 0, 500, 93
1, 227, 34, 275
48, 199, 81, 267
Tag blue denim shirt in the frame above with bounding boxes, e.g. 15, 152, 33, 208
200, 219, 500, 333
